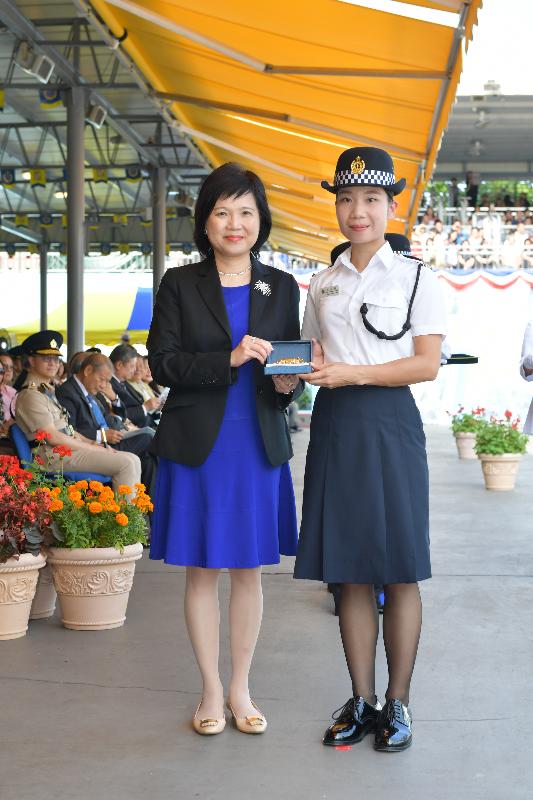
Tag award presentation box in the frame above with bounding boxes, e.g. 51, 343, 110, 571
264, 340, 313, 375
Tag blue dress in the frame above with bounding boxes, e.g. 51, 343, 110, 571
150, 283, 298, 568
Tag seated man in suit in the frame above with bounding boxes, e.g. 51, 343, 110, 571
106, 344, 161, 430
15, 331, 141, 494
56, 352, 157, 496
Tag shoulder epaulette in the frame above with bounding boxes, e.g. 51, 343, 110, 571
18, 381, 36, 393
397, 252, 431, 270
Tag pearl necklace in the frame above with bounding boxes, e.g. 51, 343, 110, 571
217, 266, 251, 277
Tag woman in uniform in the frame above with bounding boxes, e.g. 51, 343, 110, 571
148, 163, 300, 736
294, 147, 446, 752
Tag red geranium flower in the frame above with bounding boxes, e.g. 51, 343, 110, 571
504, 410, 513, 419
35, 430, 51, 442
52, 445, 72, 459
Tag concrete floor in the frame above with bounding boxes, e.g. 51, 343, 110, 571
2, 426, 532, 800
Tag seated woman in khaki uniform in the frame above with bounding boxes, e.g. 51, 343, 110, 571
14, 330, 141, 494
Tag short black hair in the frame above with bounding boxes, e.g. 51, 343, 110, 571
109, 343, 138, 365
194, 163, 272, 257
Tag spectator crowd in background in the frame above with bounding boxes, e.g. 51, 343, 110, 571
413, 181, 533, 270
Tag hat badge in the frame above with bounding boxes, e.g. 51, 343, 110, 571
350, 156, 365, 175
50, 338, 57, 349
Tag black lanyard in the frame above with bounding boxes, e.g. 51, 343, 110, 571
359, 262, 422, 341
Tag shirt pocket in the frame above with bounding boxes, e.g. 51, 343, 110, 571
362, 288, 408, 337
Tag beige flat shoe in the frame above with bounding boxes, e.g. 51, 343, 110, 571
192, 702, 226, 735
226, 700, 267, 734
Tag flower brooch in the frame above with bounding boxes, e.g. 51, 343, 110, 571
254, 280, 271, 296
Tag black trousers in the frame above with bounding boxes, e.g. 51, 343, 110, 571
113, 432, 158, 497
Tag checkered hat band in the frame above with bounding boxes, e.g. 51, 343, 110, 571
334, 169, 395, 187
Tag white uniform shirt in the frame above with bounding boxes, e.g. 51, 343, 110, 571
519, 320, 533, 434
302, 242, 447, 365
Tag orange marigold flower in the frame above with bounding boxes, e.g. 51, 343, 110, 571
73, 499, 84, 508
88, 501, 103, 514
89, 480, 104, 491
49, 499, 64, 512
134, 483, 146, 492
75, 480, 88, 490
68, 490, 82, 502
118, 484, 132, 495
50, 486, 62, 497
115, 512, 128, 526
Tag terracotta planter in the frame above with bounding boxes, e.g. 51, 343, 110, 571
0, 552, 47, 640
454, 432, 477, 459
30, 563, 57, 620
479, 453, 522, 491
47, 543, 143, 630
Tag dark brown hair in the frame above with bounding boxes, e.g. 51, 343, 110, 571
194, 163, 272, 258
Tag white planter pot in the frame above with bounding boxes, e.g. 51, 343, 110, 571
479, 453, 522, 491
0, 552, 47, 640
30, 563, 57, 620
454, 432, 477, 459
47, 543, 143, 630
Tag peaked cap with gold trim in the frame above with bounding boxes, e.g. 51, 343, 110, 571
22, 329, 63, 356
321, 147, 406, 196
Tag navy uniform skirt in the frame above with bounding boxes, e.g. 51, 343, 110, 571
294, 385, 431, 585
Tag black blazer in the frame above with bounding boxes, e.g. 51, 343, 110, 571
56, 376, 111, 440
147, 256, 301, 467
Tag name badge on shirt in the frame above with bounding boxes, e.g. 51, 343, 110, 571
320, 285, 340, 296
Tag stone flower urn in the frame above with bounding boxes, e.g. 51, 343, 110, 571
479, 453, 522, 491
454, 432, 477, 459
30, 563, 57, 620
0, 552, 47, 640
47, 543, 143, 630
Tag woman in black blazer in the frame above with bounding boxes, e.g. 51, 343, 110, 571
148, 163, 301, 737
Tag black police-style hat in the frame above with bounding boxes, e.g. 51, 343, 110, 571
321, 146, 406, 196
7, 344, 24, 358
330, 233, 411, 266
22, 330, 63, 356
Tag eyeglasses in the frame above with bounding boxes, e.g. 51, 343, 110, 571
0, 369, 5, 375
37, 355, 60, 363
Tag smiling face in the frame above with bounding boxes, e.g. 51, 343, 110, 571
335, 186, 397, 248
205, 192, 260, 260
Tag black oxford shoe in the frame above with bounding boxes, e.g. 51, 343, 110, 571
323, 696, 382, 746
374, 698, 413, 752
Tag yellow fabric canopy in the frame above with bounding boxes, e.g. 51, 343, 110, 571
92, 0, 482, 262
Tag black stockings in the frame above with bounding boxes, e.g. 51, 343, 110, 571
339, 584, 379, 705
338, 582, 422, 706
382, 583, 422, 704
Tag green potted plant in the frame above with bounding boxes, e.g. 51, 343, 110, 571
0, 455, 51, 639
475, 411, 528, 491
450, 406, 485, 459
46, 477, 150, 630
